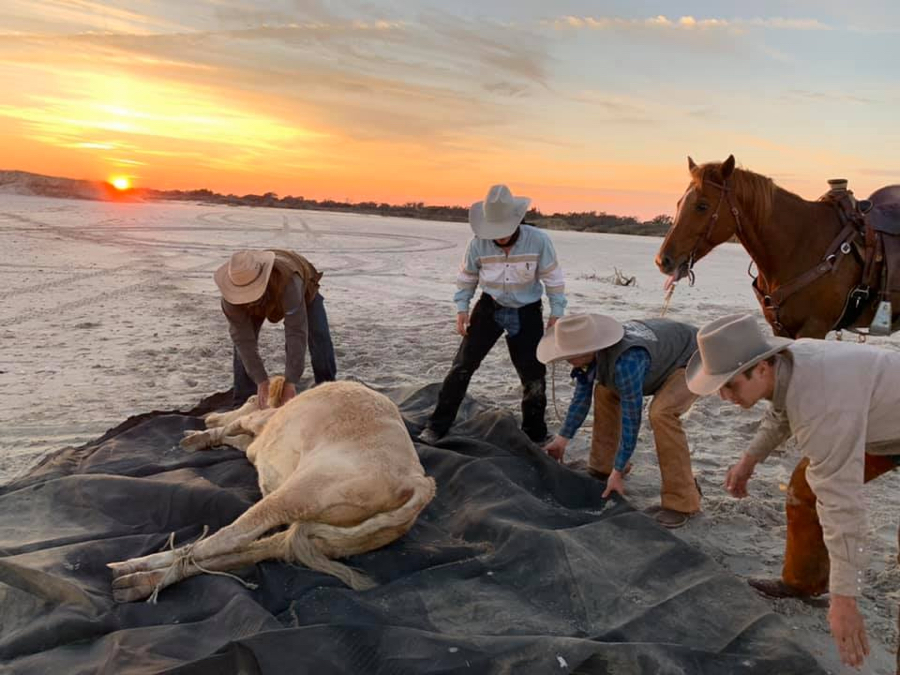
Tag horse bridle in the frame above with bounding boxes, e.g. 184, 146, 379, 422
682, 178, 743, 286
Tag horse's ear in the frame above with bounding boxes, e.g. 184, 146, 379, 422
688, 156, 697, 172
721, 154, 735, 179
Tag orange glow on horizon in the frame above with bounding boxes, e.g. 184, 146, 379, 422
110, 176, 131, 190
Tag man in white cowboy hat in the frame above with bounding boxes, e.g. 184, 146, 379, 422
419, 184, 567, 445
686, 313, 900, 670
215, 249, 336, 408
539, 313, 701, 528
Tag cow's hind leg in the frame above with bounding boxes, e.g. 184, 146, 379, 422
111, 529, 291, 602
109, 484, 300, 580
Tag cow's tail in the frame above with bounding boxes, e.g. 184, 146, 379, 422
282, 474, 436, 590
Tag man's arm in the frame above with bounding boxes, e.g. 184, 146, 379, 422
453, 240, 480, 313
746, 406, 792, 462
799, 411, 870, 668
537, 235, 566, 317
800, 412, 868, 598
545, 368, 596, 461
282, 276, 309, 386
725, 405, 792, 497
558, 370, 595, 441
222, 299, 267, 384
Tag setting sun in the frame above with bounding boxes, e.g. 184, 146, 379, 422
110, 176, 131, 190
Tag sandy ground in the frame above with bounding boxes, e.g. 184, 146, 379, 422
0, 194, 897, 673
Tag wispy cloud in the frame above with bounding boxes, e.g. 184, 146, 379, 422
782, 89, 875, 105
0, 10, 553, 147
545, 15, 832, 33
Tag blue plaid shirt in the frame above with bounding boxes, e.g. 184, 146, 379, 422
558, 347, 651, 472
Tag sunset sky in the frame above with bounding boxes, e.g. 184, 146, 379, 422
1, 1, 898, 218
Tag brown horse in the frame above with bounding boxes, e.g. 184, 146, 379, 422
655, 155, 900, 338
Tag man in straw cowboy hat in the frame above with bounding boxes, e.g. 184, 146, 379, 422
539, 314, 702, 528
686, 313, 900, 670
419, 184, 567, 445
215, 249, 337, 408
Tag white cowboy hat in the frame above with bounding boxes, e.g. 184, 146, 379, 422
536, 314, 625, 364
685, 313, 793, 395
469, 184, 531, 239
214, 250, 276, 304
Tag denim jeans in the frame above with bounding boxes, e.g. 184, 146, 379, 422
428, 294, 547, 441
233, 292, 337, 406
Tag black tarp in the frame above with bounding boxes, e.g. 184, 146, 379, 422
0, 384, 825, 674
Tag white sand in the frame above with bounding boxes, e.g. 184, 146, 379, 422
0, 194, 897, 673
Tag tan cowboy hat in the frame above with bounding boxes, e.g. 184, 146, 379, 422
469, 184, 531, 239
536, 314, 625, 364
214, 250, 276, 304
686, 313, 793, 395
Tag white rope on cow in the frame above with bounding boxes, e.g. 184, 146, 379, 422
146, 526, 258, 604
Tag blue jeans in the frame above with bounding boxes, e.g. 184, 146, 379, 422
233, 292, 337, 406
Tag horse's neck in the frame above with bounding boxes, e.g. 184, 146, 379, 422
737, 187, 840, 287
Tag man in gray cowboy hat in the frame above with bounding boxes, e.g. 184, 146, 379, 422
686, 313, 900, 670
419, 184, 567, 445
215, 249, 337, 408
539, 313, 701, 528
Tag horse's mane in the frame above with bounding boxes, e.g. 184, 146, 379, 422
694, 163, 791, 228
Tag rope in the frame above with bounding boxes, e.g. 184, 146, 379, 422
146, 526, 258, 604
661, 283, 676, 317
549, 361, 564, 423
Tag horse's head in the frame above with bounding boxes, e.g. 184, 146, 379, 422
656, 155, 740, 283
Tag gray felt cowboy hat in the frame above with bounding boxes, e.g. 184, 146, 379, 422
686, 313, 793, 396
536, 314, 625, 364
214, 250, 276, 304
469, 184, 531, 239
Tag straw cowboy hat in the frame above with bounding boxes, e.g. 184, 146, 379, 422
686, 314, 793, 395
214, 250, 276, 304
469, 184, 531, 239
536, 314, 625, 364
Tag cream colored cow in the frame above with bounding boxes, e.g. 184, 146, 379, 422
109, 379, 436, 602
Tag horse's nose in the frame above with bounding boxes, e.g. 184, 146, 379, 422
656, 253, 671, 273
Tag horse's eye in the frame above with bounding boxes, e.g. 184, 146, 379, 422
695, 202, 709, 213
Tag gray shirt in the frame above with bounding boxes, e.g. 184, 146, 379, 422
222, 276, 309, 385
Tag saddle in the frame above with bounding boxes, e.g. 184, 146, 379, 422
820, 186, 900, 332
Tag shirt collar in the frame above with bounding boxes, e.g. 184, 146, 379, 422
771, 351, 793, 412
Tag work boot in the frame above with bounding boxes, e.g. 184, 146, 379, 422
654, 508, 692, 529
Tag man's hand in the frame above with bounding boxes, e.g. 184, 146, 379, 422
456, 311, 469, 337
282, 382, 297, 403
547, 315, 559, 330
544, 435, 568, 462
602, 469, 626, 499
256, 380, 270, 409
724, 454, 757, 498
829, 595, 870, 669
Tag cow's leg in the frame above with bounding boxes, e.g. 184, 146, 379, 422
182, 409, 278, 452
110, 461, 386, 578
109, 480, 303, 579
111, 529, 291, 602
204, 396, 260, 428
